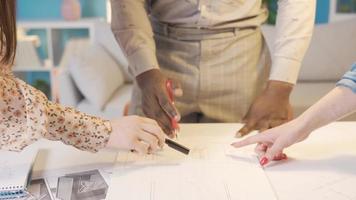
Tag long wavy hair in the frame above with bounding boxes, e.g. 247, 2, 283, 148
0, 0, 17, 66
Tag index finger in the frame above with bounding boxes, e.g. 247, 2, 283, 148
236, 120, 257, 137
158, 94, 181, 121
232, 134, 269, 148
142, 117, 161, 126
141, 123, 166, 147
171, 80, 183, 97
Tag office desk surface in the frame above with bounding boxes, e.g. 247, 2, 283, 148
30, 122, 356, 199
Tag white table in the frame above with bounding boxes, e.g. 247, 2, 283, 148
31, 122, 356, 199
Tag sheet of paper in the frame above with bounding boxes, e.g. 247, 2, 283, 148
265, 123, 356, 200
107, 124, 277, 200
267, 155, 356, 200
0, 148, 37, 192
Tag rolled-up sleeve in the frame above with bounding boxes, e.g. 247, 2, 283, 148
336, 63, 356, 93
269, 0, 316, 84
111, 0, 159, 77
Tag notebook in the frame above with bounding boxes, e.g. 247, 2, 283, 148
0, 149, 38, 199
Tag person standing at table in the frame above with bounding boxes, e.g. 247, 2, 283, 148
233, 63, 356, 166
111, 0, 316, 138
0, 1, 165, 154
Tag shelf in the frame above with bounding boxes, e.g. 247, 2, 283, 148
13, 66, 53, 72
17, 17, 107, 29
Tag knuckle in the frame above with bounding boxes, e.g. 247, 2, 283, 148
154, 110, 165, 119
142, 108, 151, 116
131, 116, 142, 123
131, 115, 139, 120
152, 119, 159, 125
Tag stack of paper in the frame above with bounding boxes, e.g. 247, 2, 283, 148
0, 149, 38, 199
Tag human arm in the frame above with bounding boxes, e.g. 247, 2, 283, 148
237, 0, 316, 136
233, 64, 356, 165
0, 74, 165, 153
110, 0, 181, 136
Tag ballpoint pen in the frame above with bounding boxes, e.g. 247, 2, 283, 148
164, 79, 190, 155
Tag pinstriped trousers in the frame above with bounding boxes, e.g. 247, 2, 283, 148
129, 27, 271, 123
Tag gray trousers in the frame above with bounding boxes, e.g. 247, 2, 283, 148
129, 25, 271, 123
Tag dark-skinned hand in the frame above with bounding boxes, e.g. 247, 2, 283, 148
237, 80, 294, 138
136, 69, 183, 138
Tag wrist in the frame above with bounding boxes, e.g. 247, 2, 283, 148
264, 80, 294, 99
295, 113, 317, 134
135, 69, 164, 89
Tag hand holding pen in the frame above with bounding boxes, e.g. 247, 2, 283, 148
135, 69, 182, 138
165, 79, 190, 154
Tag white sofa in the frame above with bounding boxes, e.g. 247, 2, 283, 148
58, 24, 133, 120
59, 19, 356, 120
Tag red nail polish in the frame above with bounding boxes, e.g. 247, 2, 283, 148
282, 154, 288, 159
260, 157, 269, 166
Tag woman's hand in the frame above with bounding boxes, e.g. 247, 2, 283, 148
106, 116, 166, 154
232, 118, 311, 166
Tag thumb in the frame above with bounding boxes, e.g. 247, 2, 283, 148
236, 118, 257, 138
171, 79, 183, 97
232, 133, 269, 148
264, 139, 286, 161
158, 94, 181, 121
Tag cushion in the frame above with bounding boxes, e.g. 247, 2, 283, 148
58, 69, 83, 107
104, 84, 133, 117
68, 43, 124, 110
77, 84, 133, 119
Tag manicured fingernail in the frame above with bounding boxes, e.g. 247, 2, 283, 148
282, 154, 288, 159
235, 132, 242, 138
260, 157, 269, 166
274, 153, 288, 160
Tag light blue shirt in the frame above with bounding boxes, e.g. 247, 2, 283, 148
336, 63, 356, 93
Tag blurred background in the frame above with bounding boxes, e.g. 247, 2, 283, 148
15, 0, 356, 120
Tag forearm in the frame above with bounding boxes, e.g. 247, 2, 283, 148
110, 0, 158, 77
44, 101, 112, 153
270, 0, 316, 84
298, 86, 356, 132
0, 74, 111, 152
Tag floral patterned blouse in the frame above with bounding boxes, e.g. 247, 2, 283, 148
0, 69, 112, 153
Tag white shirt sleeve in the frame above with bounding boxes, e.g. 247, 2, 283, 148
110, 0, 159, 77
269, 0, 316, 84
